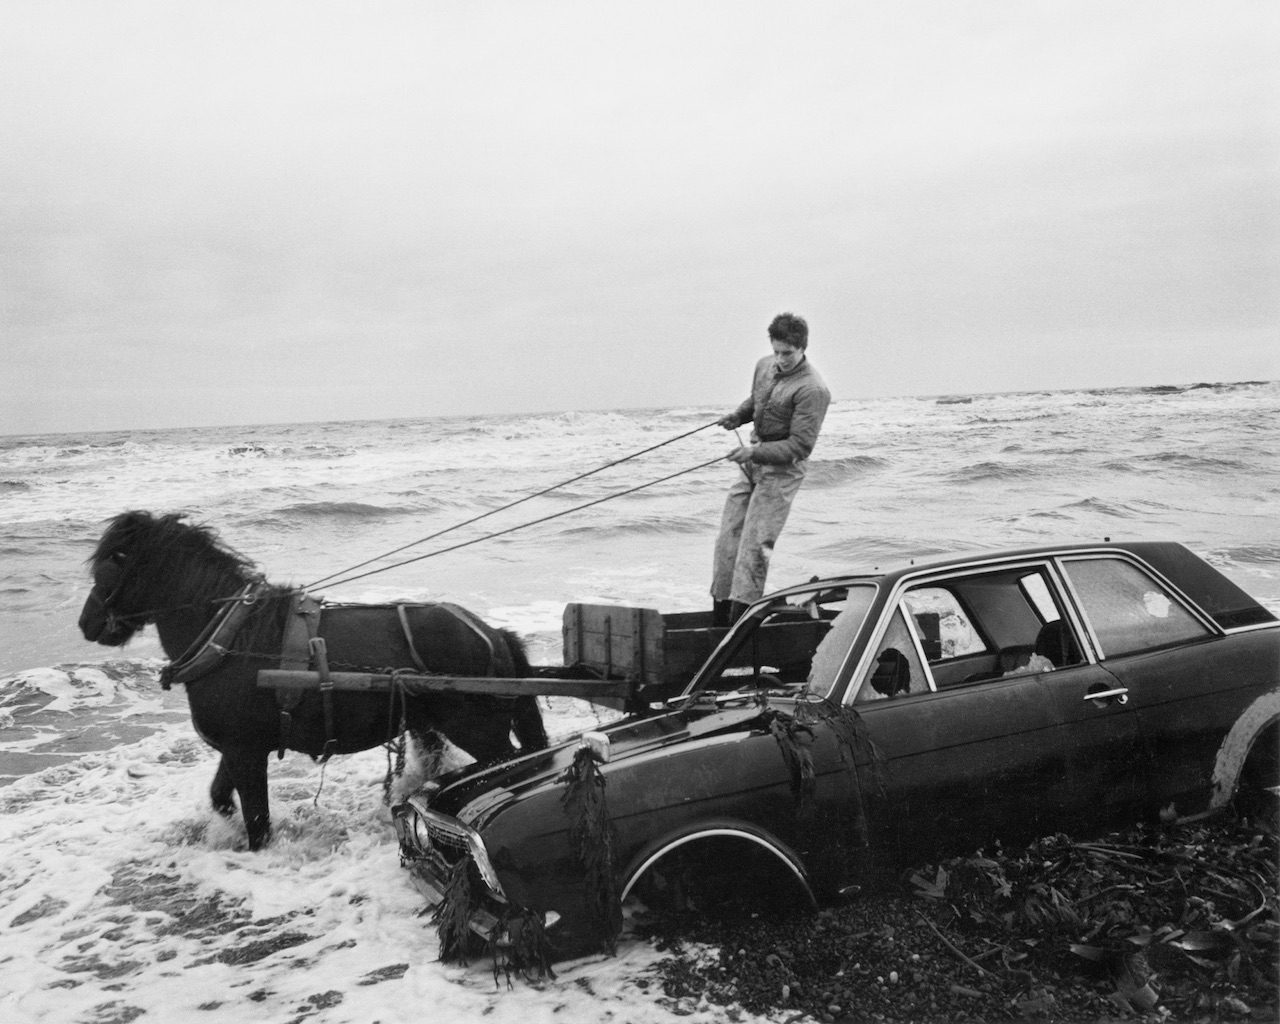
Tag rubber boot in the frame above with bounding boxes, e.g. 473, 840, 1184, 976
729, 600, 750, 623
712, 599, 733, 628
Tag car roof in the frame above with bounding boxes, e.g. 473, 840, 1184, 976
778, 540, 1276, 631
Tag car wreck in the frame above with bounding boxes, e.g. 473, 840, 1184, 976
391, 541, 1279, 962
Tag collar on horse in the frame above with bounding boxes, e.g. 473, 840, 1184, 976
159, 582, 267, 690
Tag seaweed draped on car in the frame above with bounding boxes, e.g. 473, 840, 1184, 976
427, 692, 885, 971
393, 541, 1280, 965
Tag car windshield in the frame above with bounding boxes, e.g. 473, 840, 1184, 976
687, 584, 877, 702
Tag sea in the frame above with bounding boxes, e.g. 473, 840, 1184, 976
2, 382, 1278, 1023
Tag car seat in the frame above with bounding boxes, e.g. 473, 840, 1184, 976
1034, 619, 1080, 667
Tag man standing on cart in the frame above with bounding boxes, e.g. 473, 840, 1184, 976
711, 312, 832, 626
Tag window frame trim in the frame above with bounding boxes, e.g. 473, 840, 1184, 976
845, 557, 1094, 702
1053, 552, 1221, 661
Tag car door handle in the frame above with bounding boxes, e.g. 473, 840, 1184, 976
1084, 686, 1129, 705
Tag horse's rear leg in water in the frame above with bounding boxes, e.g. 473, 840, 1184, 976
210, 756, 237, 818
219, 748, 273, 850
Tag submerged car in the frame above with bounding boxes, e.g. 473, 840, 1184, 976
393, 541, 1279, 960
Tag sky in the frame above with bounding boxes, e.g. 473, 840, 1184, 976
2, 0, 1277, 435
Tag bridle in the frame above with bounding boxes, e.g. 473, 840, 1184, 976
86, 551, 147, 635
89, 550, 221, 633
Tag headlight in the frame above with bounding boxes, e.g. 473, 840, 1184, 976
466, 833, 507, 899
411, 813, 433, 853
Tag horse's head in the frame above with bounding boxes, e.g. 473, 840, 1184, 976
80, 511, 153, 645
79, 510, 256, 646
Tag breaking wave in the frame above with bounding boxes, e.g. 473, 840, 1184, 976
806, 455, 890, 487
944, 461, 1038, 484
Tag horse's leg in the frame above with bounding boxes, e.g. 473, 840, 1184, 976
512, 696, 548, 751
210, 755, 237, 817
221, 747, 273, 850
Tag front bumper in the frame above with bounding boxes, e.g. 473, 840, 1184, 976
392, 796, 560, 944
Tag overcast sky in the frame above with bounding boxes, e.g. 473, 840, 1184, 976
3, 1, 1277, 435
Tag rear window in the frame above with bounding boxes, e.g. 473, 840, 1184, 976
1122, 542, 1277, 629
1062, 557, 1213, 658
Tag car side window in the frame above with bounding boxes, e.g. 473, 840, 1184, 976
1062, 557, 1213, 658
901, 588, 986, 659
854, 608, 926, 703
904, 566, 1080, 686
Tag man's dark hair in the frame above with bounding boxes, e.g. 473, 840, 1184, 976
768, 312, 809, 349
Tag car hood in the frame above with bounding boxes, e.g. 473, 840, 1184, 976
423, 699, 774, 827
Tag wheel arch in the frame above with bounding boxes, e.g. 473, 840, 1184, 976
1210, 689, 1280, 811
618, 818, 817, 907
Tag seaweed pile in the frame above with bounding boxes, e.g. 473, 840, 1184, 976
645, 812, 1278, 1022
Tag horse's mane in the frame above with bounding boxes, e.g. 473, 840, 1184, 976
93, 511, 267, 609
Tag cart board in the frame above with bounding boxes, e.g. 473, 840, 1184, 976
561, 603, 726, 705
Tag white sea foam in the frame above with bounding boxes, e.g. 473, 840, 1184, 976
0, 703, 717, 1024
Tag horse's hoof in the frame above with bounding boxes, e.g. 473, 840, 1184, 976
246, 822, 272, 851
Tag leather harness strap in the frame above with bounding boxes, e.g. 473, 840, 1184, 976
159, 583, 264, 690
396, 601, 497, 675
270, 598, 500, 762
276, 593, 324, 760
436, 602, 497, 675
396, 604, 430, 672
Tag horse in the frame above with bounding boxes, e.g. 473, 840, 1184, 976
78, 510, 547, 850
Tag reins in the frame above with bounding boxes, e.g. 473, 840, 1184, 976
303, 420, 726, 591
313, 451, 728, 590
97, 421, 733, 626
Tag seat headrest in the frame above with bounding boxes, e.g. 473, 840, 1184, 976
1034, 619, 1078, 667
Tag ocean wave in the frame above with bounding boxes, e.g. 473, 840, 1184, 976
944, 461, 1037, 484
1137, 380, 1274, 397
806, 455, 890, 487
1131, 451, 1250, 473
0, 480, 32, 493
218, 442, 357, 460
804, 535, 957, 570
1060, 496, 1145, 519
961, 412, 1061, 426
552, 513, 709, 538
260, 501, 423, 522
1210, 544, 1280, 565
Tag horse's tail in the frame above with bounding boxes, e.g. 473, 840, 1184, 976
501, 628, 548, 752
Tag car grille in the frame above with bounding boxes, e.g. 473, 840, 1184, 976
423, 816, 471, 866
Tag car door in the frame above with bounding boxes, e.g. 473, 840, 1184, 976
1058, 554, 1228, 819
851, 565, 1146, 865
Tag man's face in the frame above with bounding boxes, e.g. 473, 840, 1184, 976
771, 338, 803, 373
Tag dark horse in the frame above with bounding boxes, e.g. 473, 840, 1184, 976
79, 511, 546, 850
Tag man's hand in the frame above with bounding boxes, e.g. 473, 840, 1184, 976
716, 413, 740, 429
727, 445, 753, 465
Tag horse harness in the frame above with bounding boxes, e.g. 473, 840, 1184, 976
159, 587, 501, 763
159, 583, 265, 690
273, 596, 500, 763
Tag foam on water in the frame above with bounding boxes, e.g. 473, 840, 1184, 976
0, 712, 688, 1024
